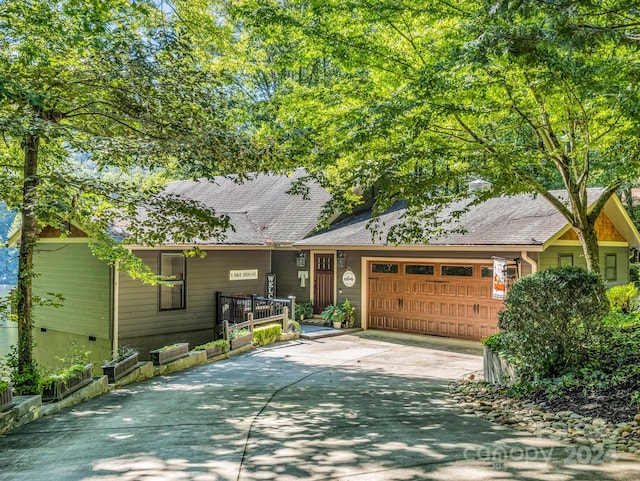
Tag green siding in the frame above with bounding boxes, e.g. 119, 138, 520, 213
539, 245, 630, 285
34, 329, 110, 376
33, 242, 111, 339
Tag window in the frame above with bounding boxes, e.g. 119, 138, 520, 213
371, 263, 398, 274
405, 264, 434, 275
441, 265, 473, 277
159, 253, 186, 310
559, 254, 574, 267
481, 267, 493, 278
605, 254, 617, 281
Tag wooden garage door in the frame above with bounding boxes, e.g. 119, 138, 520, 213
367, 261, 503, 340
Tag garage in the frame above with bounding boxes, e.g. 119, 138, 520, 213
367, 260, 504, 340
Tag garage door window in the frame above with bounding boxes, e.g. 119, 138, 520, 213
372, 263, 399, 274
441, 265, 473, 277
405, 265, 434, 275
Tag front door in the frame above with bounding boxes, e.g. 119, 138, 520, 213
313, 254, 334, 314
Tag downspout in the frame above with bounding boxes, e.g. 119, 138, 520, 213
520, 251, 537, 275
112, 262, 120, 354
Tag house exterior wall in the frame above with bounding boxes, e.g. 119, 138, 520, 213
271, 250, 311, 302
539, 245, 630, 285
32, 242, 112, 373
118, 249, 270, 358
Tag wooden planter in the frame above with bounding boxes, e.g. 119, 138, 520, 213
203, 344, 227, 358
0, 386, 14, 413
42, 364, 93, 402
101, 352, 139, 383
150, 343, 189, 365
230, 332, 253, 350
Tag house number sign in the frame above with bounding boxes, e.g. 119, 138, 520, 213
342, 269, 356, 287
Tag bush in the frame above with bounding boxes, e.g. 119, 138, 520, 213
253, 324, 282, 346
630, 263, 640, 283
497, 267, 609, 380
606, 283, 638, 313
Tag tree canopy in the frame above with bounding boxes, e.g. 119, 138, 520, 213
0, 0, 275, 393
231, 0, 640, 271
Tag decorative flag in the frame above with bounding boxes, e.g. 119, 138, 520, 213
492, 257, 507, 300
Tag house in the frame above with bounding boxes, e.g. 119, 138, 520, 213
12, 172, 640, 370
22, 169, 330, 370
295, 187, 640, 340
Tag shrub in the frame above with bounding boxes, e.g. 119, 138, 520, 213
606, 283, 638, 313
631, 263, 640, 283
253, 324, 282, 346
497, 267, 609, 380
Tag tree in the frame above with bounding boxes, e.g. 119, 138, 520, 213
232, 0, 640, 272
0, 0, 272, 393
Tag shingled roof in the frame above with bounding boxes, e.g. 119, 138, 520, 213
161, 168, 331, 245
297, 188, 624, 248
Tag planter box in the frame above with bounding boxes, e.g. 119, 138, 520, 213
230, 332, 253, 350
150, 343, 189, 365
42, 364, 93, 402
0, 387, 14, 413
203, 344, 227, 358
101, 352, 139, 383
483, 346, 517, 385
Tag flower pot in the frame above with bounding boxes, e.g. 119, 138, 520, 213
150, 343, 189, 365
42, 364, 93, 402
333, 321, 342, 329
0, 386, 14, 413
101, 352, 139, 383
230, 332, 253, 350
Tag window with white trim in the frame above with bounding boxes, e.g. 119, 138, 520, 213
159, 253, 186, 310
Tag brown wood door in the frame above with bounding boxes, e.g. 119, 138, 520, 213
313, 254, 334, 314
367, 261, 503, 340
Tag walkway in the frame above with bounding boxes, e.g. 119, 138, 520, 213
0, 332, 638, 480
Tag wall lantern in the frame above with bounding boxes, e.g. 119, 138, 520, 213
296, 250, 307, 267
337, 250, 347, 268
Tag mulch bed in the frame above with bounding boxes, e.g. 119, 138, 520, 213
530, 374, 640, 426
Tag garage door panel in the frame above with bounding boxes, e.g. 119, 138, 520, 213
368, 261, 502, 341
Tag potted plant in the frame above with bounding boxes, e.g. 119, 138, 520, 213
229, 328, 253, 350
101, 346, 139, 383
321, 304, 345, 329
342, 299, 356, 328
41, 363, 93, 402
150, 342, 189, 365
295, 301, 313, 321
0, 381, 13, 413
193, 339, 229, 358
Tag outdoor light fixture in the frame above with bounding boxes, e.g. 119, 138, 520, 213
296, 250, 307, 267
337, 250, 346, 268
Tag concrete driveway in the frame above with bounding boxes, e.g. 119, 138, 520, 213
0, 332, 639, 481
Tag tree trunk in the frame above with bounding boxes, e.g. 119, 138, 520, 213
575, 223, 600, 274
15, 133, 40, 394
